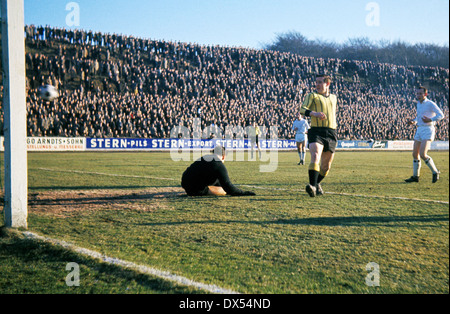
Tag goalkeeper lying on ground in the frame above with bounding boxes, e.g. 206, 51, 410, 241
181, 146, 256, 197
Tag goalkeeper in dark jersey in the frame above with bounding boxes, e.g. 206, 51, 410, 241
181, 146, 256, 197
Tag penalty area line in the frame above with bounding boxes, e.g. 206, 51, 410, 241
22, 231, 240, 294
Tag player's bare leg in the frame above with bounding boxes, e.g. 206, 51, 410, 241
306, 142, 323, 197
316, 151, 334, 196
405, 141, 422, 182
406, 140, 439, 183
207, 186, 227, 196
419, 140, 440, 183
296, 142, 303, 165
301, 140, 307, 165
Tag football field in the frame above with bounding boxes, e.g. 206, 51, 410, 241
1, 150, 448, 294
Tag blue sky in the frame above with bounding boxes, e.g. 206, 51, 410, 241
24, 0, 449, 49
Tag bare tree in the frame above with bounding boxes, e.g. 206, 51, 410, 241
264, 31, 449, 68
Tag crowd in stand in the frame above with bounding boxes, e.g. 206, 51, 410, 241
1, 25, 448, 141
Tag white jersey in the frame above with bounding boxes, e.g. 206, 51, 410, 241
413, 98, 444, 127
292, 119, 309, 134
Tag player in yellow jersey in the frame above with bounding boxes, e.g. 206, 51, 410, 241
248, 122, 262, 160
299, 74, 338, 197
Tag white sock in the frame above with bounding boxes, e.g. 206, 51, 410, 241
301, 152, 305, 161
413, 159, 421, 177
298, 151, 302, 160
425, 157, 438, 174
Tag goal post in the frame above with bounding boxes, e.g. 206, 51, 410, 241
1, 0, 28, 228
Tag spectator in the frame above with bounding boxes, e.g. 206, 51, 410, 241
0, 25, 448, 142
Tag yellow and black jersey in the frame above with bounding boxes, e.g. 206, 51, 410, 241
300, 92, 337, 129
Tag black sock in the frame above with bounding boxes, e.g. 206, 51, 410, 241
317, 174, 325, 184
309, 170, 319, 186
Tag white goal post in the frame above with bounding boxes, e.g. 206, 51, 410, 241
1, 0, 28, 228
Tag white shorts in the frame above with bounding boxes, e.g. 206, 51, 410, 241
414, 126, 435, 142
295, 133, 307, 143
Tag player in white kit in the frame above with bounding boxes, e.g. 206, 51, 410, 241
292, 114, 310, 165
405, 86, 444, 183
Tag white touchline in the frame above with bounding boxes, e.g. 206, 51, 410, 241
324, 191, 449, 205
34, 168, 449, 205
23, 231, 240, 294
240, 185, 450, 205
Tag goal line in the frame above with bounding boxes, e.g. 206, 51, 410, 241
23, 231, 239, 294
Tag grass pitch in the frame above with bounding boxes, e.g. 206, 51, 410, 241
1, 150, 448, 294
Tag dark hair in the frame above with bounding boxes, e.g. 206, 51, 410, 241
316, 74, 332, 83
212, 145, 226, 156
417, 85, 428, 94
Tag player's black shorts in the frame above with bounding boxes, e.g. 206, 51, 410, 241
181, 176, 210, 196
181, 171, 207, 195
308, 127, 338, 153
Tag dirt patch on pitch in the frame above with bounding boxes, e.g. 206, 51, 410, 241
26, 187, 185, 216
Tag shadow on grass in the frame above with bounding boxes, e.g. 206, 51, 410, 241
0, 231, 202, 294
138, 214, 449, 228
28, 185, 176, 191
28, 191, 184, 207
274, 214, 449, 226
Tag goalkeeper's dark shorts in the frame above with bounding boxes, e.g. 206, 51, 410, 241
308, 127, 338, 153
181, 176, 210, 196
